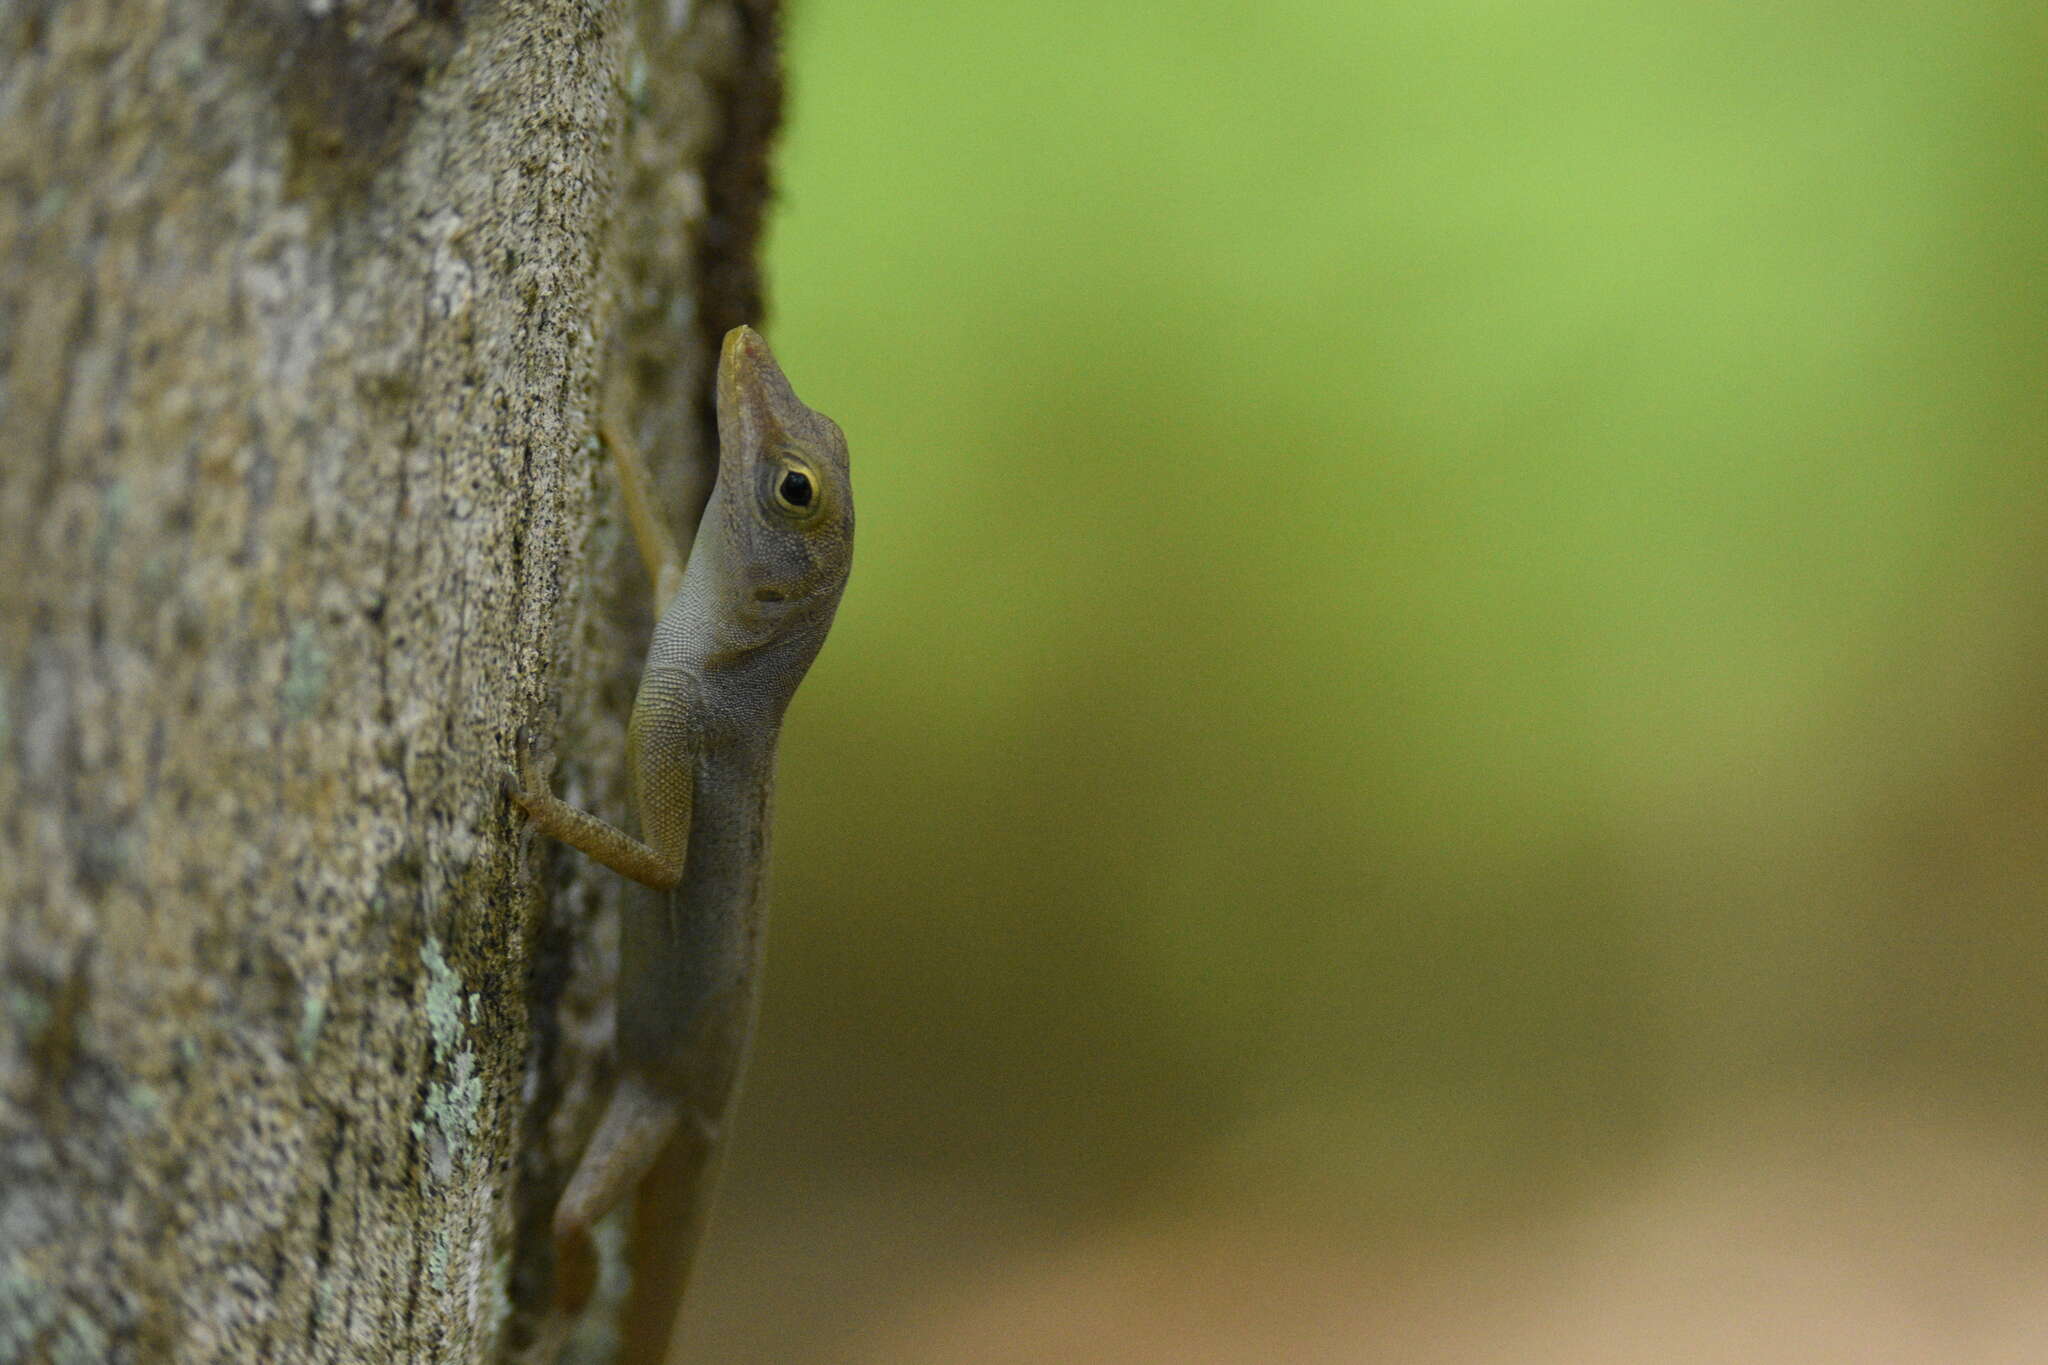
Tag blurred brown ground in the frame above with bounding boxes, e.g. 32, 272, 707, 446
696, 1097, 2048, 1363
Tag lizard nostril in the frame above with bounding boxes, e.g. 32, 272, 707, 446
754, 588, 785, 603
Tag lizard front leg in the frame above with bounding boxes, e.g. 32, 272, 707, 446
504, 735, 682, 892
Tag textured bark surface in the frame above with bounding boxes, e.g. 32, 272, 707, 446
0, 0, 779, 1359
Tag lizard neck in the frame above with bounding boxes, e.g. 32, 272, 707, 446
647, 502, 840, 728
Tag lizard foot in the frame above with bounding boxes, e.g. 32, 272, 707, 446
503, 728, 557, 814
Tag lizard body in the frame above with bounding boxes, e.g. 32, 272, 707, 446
509, 325, 853, 1338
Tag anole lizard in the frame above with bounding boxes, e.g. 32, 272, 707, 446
507, 325, 853, 1340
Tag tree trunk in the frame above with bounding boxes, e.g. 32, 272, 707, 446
0, 1, 780, 1359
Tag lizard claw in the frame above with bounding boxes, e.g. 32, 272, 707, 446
503, 728, 554, 812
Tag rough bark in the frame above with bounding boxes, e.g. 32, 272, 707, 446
0, 0, 780, 1360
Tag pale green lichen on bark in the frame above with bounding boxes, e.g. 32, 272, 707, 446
47, 1306, 110, 1365
2, 988, 48, 1037
418, 934, 486, 1185
281, 620, 331, 721
92, 481, 129, 574
296, 989, 328, 1062
0, 1260, 55, 1360
423, 934, 467, 1055
0, 1263, 107, 1365
427, 1226, 455, 1299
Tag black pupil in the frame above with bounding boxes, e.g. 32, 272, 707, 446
778, 469, 813, 508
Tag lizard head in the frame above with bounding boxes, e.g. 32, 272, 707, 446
704, 325, 855, 658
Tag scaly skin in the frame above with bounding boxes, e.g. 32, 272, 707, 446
508, 325, 853, 1345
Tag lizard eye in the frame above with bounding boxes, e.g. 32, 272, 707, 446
772, 464, 817, 515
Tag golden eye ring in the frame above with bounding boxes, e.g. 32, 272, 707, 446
771, 460, 821, 516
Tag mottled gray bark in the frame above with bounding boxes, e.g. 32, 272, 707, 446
0, 0, 779, 1360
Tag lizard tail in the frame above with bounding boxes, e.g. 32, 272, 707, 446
621, 1115, 725, 1360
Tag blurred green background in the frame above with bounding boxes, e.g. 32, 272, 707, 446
690, 2, 2048, 1360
